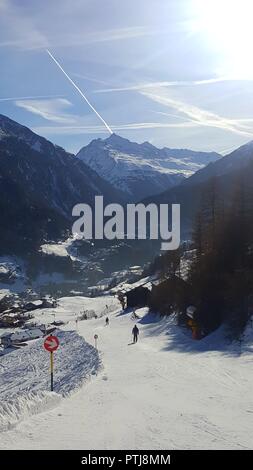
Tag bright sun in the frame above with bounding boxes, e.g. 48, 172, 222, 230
192, 0, 253, 78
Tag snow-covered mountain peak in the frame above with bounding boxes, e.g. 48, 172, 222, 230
76, 134, 221, 201
141, 140, 157, 150
105, 133, 130, 146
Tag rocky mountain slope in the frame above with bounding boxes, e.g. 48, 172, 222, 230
144, 140, 253, 237
0, 115, 125, 253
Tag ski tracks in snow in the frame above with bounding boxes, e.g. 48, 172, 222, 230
0, 305, 253, 449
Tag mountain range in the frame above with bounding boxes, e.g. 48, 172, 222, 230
0, 114, 124, 253
77, 133, 221, 200
145, 140, 253, 237
1, 113, 253, 256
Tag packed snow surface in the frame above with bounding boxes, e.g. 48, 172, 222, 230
0, 294, 252, 450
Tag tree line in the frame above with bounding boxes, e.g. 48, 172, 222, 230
146, 169, 253, 339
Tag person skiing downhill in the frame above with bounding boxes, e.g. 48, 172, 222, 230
105, 317, 109, 326
132, 324, 139, 343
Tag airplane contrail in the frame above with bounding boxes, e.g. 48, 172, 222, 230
46, 49, 113, 135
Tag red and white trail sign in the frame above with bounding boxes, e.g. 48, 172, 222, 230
44, 335, 59, 352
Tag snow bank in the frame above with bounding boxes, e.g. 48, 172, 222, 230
0, 391, 61, 432
0, 330, 101, 432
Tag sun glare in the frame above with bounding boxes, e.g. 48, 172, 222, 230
192, 0, 253, 78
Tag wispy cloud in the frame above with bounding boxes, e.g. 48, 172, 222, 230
32, 121, 197, 136
15, 98, 76, 124
0, 17, 156, 50
95, 77, 232, 93
0, 94, 64, 102
72, 73, 109, 86
78, 26, 156, 45
140, 88, 253, 137
154, 110, 199, 123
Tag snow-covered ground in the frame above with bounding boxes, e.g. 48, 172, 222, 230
30, 295, 119, 325
0, 256, 27, 299
40, 237, 90, 263
0, 329, 101, 432
0, 296, 253, 450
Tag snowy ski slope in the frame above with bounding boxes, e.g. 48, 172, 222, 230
0, 297, 252, 449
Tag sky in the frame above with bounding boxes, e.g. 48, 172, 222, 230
1, 0, 253, 154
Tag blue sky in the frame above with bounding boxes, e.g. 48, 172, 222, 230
1, 0, 253, 154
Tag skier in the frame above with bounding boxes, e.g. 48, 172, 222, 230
132, 324, 139, 343
105, 316, 109, 326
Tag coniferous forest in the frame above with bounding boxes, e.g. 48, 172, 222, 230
147, 164, 253, 339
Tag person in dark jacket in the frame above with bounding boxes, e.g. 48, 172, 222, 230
132, 324, 139, 343
105, 317, 109, 326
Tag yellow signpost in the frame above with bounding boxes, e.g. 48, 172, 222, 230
44, 335, 60, 391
